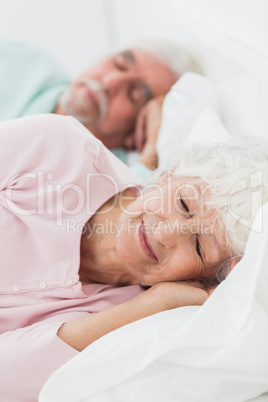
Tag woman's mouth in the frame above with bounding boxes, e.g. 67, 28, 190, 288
139, 221, 158, 261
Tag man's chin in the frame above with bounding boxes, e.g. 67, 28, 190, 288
70, 113, 96, 127
60, 104, 97, 127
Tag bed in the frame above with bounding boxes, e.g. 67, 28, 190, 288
36, 0, 268, 400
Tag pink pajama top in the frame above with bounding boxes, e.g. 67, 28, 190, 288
0, 114, 143, 401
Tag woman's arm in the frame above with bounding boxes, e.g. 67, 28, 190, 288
58, 281, 210, 351
0, 322, 78, 401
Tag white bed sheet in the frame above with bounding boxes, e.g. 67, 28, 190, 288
39, 202, 268, 401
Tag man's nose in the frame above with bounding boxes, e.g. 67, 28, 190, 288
102, 71, 133, 97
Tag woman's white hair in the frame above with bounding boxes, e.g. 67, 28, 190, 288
118, 37, 201, 78
148, 136, 268, 285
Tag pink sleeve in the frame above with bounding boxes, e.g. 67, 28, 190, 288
0, 322, 78, 402
0, 114, 93, 191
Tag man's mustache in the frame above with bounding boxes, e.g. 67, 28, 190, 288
80, 77, 108, 121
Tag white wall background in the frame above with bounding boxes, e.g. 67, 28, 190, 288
0, 0, 267, 136
0, 0, 267, 79
111, 0, 268, 137
113, 0, 268, 81
0, 0, 112, 77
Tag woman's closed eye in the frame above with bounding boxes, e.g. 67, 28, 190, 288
178, 196, 191, 217
179, 196, 204, 261
196, 237, 204, 262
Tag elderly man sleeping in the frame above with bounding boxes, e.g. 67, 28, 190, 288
0, 38, 199, 178
0, 113, 267, 401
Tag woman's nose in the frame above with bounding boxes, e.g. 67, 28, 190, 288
153, 220, 177, 249
153, 219, 191, 250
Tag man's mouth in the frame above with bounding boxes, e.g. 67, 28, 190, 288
85, 87, 99, 112
82, 78, 107, 120
139, 221, 158, 261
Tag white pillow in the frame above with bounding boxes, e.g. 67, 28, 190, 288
216, 73, 268, 140
186, 105, 231, 146
157, 73, 231, 168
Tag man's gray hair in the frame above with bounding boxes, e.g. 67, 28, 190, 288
120, 37, 201, 78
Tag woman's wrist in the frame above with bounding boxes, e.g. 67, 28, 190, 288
57, 283, 208, 352
57, 292, 155, 352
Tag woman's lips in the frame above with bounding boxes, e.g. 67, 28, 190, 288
139, 221, 158, 261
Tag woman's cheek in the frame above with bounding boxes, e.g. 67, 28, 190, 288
116, 228, 135, 262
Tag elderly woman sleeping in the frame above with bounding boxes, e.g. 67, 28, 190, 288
1, 114, 268, 401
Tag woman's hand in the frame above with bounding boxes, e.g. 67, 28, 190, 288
135, 281, 210, 314
58, 281, 213, 352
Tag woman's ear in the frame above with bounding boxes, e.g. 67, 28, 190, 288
229, 257, 240, 272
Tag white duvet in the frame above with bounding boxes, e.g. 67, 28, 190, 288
39, 200, 268, 402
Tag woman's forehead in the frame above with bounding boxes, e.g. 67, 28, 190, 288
159, 172, 207, 187
142, 176, 211, 212
173, 175, 207, 188
164, 176, 211, 200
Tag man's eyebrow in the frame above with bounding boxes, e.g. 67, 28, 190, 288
121, 50, 135, 65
